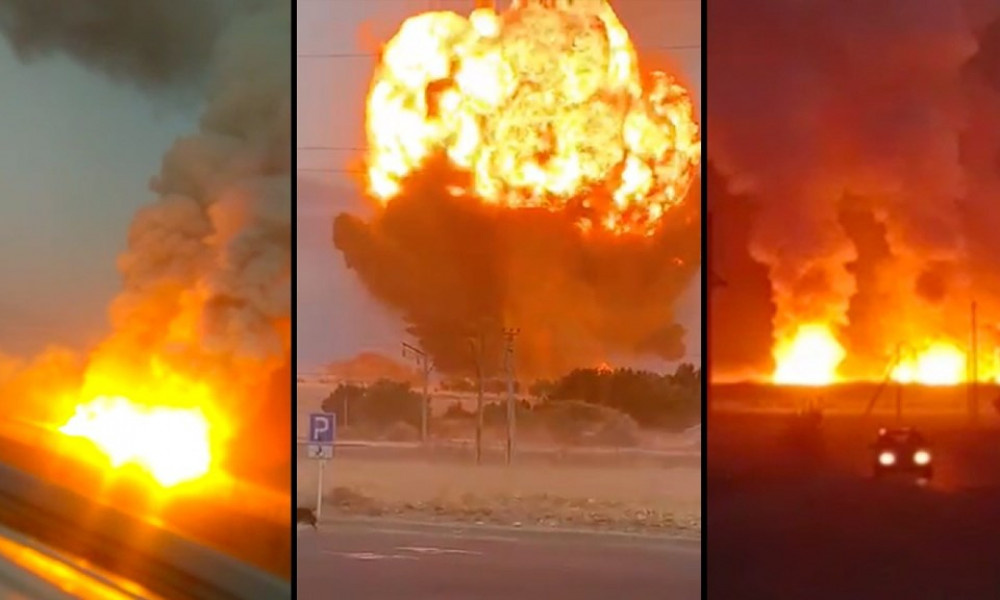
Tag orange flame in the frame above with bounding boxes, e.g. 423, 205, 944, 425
60, 397, 212, 487
364, 0, 700, 236
58, 359, 229, 488
890, 342, 966, 386
772, 323, 845, 386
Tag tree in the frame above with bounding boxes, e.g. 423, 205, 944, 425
544, 366, 700, 430
355, 379, 423, 429
320, 380, 423, 429
671, 363, 700, 387
321, 383, 365, 425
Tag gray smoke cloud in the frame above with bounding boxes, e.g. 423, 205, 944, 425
116, 2, 291, 373
0, 0, 269, 90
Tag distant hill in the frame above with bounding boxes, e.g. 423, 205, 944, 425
321, 352, 420, 385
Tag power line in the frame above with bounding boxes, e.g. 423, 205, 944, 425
298, 146, 365, 151
297, 166, 364, 173
298, 0, 697, 3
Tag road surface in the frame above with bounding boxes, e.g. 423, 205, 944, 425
709, 475, 1000, 598
297, 519, 700, 600
709, 413, 1000, 599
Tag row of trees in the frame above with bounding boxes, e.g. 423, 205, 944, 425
320, 363, 701, 431
532, 364, 701, 428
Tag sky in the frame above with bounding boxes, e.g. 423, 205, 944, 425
296, 0, 703, 371
0, 47, 196, 357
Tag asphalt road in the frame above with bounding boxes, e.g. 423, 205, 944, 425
297, 519, 700, 600
709, 476, 1000, 599
709, 414, 1000, 599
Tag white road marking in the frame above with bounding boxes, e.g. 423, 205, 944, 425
339, 525, 518, 543
396, 546, 484, 556
323, 551, 418, 561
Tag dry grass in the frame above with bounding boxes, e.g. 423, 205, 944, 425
297, 456, 700, 537
296, 381, 700, 536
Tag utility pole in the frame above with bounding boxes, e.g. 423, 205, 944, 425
970, 301, 979, 425
866, 342, 904, 418
895, 343, 903, 424
402, 342, 434, 444
502, 327, 520, 466
468, 330, 487, 465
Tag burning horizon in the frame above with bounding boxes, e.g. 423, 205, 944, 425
709, 0, 1000, 388
334, 0, 701, 378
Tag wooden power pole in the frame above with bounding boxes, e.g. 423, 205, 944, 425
502, 327, 519, 465
402, 342, 434, 444
468, 330, 486, 465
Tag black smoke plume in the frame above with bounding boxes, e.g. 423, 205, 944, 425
334, 157, 700, 378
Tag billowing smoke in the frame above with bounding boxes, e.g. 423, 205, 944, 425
104, 2, 291, 376
709, 0, 1000, 377
335, 158, 700, 378
0, 1, 290, 480
0, 0, 264, 90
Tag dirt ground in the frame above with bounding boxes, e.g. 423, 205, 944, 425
296, 381, 700, 536
297, 453, 700, 537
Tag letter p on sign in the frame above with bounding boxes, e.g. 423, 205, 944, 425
309, 413, 335, 444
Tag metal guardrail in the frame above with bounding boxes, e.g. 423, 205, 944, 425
0, 461, 289, 600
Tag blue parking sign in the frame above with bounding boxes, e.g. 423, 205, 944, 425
309, 413, 336, 444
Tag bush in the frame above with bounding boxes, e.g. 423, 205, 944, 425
482, 399, 532, 427
443, 400, 474, 420
535, 400, 639, 446
538, 365, 700, 430
586, 412, 641, 447
381, 421, 421, 442
321, 379, 423, 430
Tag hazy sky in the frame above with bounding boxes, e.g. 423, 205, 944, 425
297, 0, 702, 371
0, 47, 196, 356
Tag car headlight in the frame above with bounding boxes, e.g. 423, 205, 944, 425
878, 451, 896, 466
913, 450, 931, 466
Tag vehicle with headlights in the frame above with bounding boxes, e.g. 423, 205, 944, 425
872, 427, 933, 483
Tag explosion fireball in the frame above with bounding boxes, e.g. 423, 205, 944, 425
364, 0, 700, 236
61, 398, 212, 487
56, 358, 229, 487
335, 0, 701, 375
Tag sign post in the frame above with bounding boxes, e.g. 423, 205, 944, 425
308, 412, 336, 520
